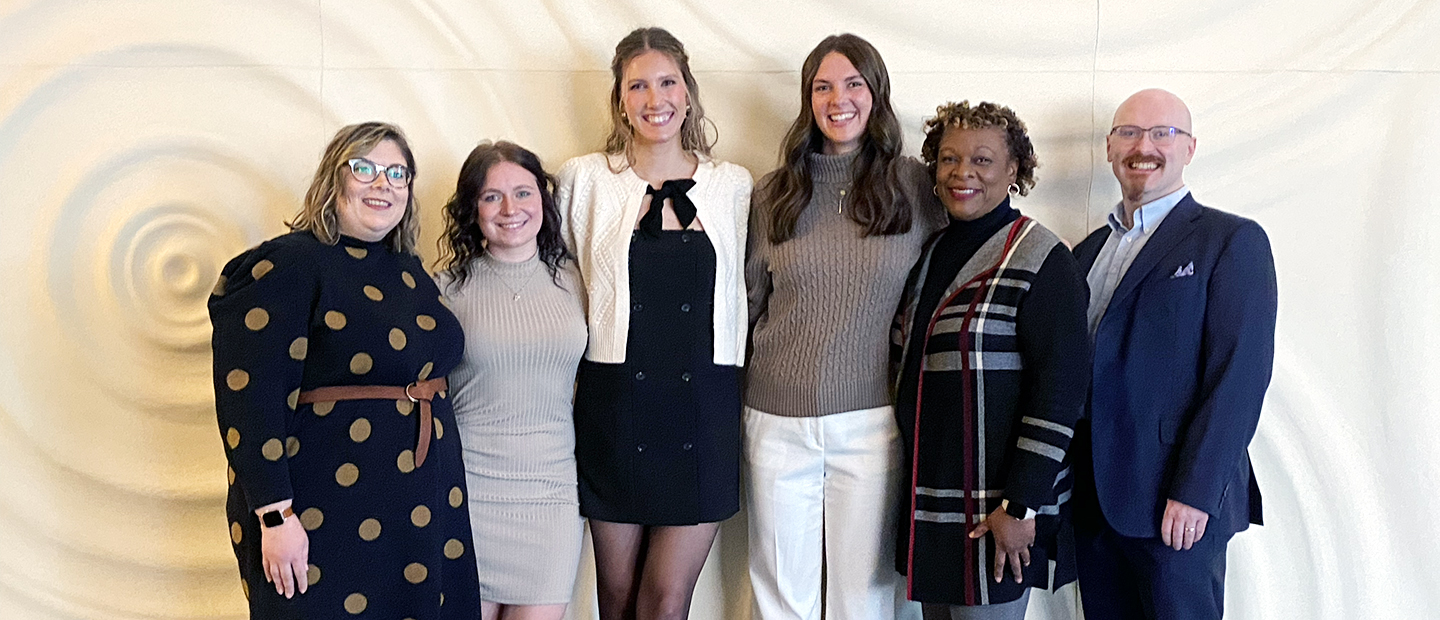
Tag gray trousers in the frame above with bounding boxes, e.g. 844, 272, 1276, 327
921, 590, 1031, 620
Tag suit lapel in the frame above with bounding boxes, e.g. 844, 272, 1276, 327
1105, 195, 1202, 311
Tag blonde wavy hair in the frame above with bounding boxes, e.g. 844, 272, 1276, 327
288, 122, 420, 254
603, 27, 715, 170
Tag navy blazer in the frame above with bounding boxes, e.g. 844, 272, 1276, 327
1073, 194, 1276, 539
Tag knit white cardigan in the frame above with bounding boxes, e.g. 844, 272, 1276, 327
556, 152, 751, 366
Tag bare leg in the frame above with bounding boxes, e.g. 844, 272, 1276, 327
498, 603, 570, 620
482, 600, 501, 620
635, 522, 721, 620
591, 519, 646, 620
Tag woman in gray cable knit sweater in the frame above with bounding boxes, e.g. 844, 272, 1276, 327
743, 33, 945, 620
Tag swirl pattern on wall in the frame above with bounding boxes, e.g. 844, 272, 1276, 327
2, 1, 1439, 619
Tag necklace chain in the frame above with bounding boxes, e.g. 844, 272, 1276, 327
483, 256, 539, 301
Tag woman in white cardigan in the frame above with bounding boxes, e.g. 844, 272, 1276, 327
555, 27, 750, 620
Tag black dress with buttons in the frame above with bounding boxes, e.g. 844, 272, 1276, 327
574, 230, 742, 525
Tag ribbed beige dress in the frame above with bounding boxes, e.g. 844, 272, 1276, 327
441, 254, 587, 605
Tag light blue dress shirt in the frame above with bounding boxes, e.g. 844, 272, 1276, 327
1086, 186, 1190, 335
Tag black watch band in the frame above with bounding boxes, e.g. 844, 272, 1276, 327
261, 506, 295, 528
1003, 500, 1029, 520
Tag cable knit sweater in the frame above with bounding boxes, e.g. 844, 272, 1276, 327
745, 150, 946, 417
556, 152, 752, 366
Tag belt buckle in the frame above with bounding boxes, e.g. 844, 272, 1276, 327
403, 382, 419, 402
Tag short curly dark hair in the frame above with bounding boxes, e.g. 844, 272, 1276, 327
920, 100, 1038, 197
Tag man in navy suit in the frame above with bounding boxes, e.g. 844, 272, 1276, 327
1072, 89, 1277, 620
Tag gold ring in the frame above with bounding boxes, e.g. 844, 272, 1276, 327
404, 383, 419, 402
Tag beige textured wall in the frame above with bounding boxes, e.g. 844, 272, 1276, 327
2, 1, 1438, 618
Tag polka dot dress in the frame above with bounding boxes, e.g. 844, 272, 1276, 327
210, 231, 480, 619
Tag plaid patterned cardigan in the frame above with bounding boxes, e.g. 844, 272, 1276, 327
891, 217, 1089, 606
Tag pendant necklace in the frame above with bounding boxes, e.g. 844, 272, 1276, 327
483, 256, 539, 301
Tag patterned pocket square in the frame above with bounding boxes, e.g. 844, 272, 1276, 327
1171, 261, 1195, 278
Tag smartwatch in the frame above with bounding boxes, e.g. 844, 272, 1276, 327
261, 506, 295, 528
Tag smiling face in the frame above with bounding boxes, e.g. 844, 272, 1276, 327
476, 160, 543, 262
934, 126, 1018, 221
620, 49, 689, 147
337, 139, 409, 242
810, 52, 873, 155
1107, 89, 1196, 210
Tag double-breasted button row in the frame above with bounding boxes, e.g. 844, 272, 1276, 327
637, 442, 694, 452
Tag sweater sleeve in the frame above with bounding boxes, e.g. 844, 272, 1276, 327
1004, 244, 1091, 509
208, 238, 318, 512
744, 178, 774, 331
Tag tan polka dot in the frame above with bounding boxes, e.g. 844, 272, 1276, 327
444, 538, 465, 559
440, 592, 445, 606
349, 418, 372, 443
336, 463, 359, 487
438, 295, 451, 309
418, 361, 434, 380
363, 285, 384, 301
287, 388, 299, 411
448, 486, 463, 508
350, 352, 373, 375
346, 247, 367, 260
307, 564, 321, 586
230, 522, 243, 544
434, 419, 444, 440
212, 275, 227, 297
358, 518, 381, 541
313, 401, 334, 416
416, 314, 437, 331
286, 436, 300, 458
299, 507, 324, 530
227, 465, 236, 485
251, 259, 274, 280
439, 390, 447, 399
411, 504, 431, 527
404, 562, 428, 584
325, 310, 347, 330
397, 449, 415, 473
261, 438, 284, 461
226, 369, 250, 391
225, 427, 241, 449
402, 271, 417, 289
344, 592, 367, 614
244, 307, 269, 330
241, 577, 249, 600
289, 337, 308, 361
396, 399, 414, 415
388, 328, 407, 350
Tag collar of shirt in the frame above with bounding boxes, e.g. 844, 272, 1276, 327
1106, 186, 1190, 236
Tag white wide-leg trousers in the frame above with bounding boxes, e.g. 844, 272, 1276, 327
743, 405, 921, 620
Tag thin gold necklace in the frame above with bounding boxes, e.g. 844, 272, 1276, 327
483, 255, 539, 301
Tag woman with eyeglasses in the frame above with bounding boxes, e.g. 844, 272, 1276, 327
438, 141, 585, 620
891, 101, 1088, 619
555, 27, 751, 620
210, 122, 481, 619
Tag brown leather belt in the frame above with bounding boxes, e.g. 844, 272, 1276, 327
297, 377, 447, 468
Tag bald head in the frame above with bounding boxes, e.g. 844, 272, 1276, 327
1107, 88, 1197, 216
1113, 89, 1192, 134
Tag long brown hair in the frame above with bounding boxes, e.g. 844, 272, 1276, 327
438, 141, 572, 287
603, 27, 715, 171
288, 122, 420, 254
758, 33, 913, 244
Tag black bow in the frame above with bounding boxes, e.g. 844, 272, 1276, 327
637, 179, 698, 238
